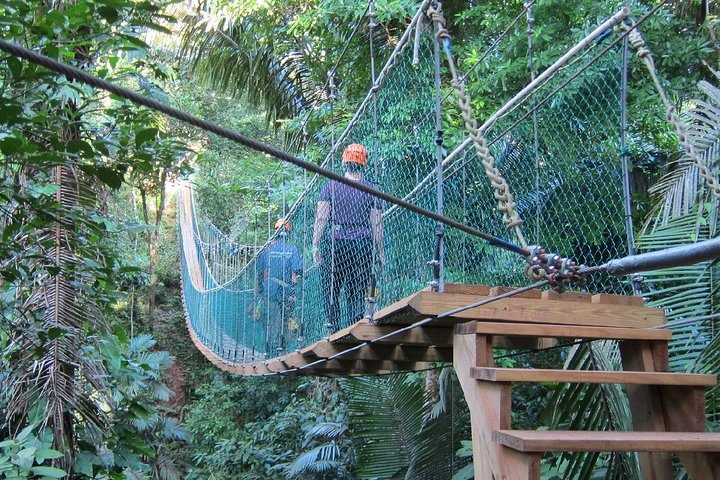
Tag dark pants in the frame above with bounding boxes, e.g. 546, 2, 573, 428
266, 298, 296, 353
321, 237, 373, 332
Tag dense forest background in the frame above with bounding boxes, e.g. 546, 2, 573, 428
0, 0, 718, 478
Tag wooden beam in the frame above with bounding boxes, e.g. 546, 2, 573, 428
493, 430, 720, 452
409, 291, 664, 327
490, 286, 541, 299
455, 321, 672, 341
309, 342, 452, 362
471, 367, 716, 386
620, 340, 674, 479
336, 323, 453, 346
455, 333, 521, 479
660, 386, 720, 480
541, 290, 592, 302
445, 283, 491, 295
592, 293, 644, 306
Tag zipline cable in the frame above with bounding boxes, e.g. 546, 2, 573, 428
0, 37, 529, 257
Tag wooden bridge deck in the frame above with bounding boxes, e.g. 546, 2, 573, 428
194, 283, 665, 376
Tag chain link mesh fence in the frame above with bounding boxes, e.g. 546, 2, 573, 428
178, 9, 630, 362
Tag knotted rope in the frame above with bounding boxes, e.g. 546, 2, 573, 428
617, 21, 720, 199
426, 2, 528, 250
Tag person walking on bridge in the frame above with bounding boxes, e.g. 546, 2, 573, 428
312, 143, 385, 332
256, 219, 303, 353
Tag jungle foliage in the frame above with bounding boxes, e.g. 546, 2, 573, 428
1, 0, 719, 479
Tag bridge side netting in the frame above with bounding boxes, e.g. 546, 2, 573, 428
178, 12, 630, 363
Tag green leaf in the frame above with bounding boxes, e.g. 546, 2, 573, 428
7, 57, 22, 79
34, 448, 63, 462
138, 21, 172, 35
30, 466, 67, 478
0, 136, 23, 155
29, 184, 60, 198
135, 127, 158, 147
97, 6, 118, 23
16, 426, 34, 442
0, 104, 22, 125
47, 328, 64, 341
94, 166, 125, 189
72, 452, 96, 477
66, 139, 95, 158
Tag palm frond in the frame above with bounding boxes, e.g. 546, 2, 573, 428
643, 80, 720, 232
304, 422, 347, 441
341, 375, 424, 478
282, 443, 341, 477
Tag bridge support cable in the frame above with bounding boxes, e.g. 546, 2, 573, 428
525, 1, 541, 246
432, 9, 445, 293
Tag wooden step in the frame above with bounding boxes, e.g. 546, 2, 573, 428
455, 321, 672, 341
471, 367, 716, 386
493, 430, 720, 452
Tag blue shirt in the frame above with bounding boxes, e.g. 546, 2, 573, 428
256, 240, 303, 301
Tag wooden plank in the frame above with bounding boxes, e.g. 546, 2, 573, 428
410, 291, 665, 328
490, 286, 542, 299
266, 358, 288, 373
541, 290, 592, 302
337, 323, 453, 346
455, 321, 672, 340
280, 352, 312, 369
493, 430, 720, 452
445, 283, 491, 295
254, 363, 272, 375
592, 293, 644, 306
372, 290, 423, 324
471, 368, 716, 386
309, 342, 453, 362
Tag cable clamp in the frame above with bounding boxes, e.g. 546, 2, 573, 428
524, 245, 586, 292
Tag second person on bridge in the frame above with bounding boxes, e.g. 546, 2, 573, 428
312, 143, 385, 333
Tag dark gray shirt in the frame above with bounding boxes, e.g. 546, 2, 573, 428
318, 179, 382, 240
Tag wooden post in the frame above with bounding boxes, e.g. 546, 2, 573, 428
620, 340, 674, 480
454, 333, 539, 479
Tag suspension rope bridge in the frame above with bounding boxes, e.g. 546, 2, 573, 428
4, 0, 720, 477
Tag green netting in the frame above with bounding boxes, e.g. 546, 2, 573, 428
178, 8, 631, 363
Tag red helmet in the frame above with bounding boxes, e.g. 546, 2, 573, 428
274, 219, 290, 232
342, 143, 367, 166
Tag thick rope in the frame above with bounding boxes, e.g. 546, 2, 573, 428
617, 22, 720, 199
426, 2, 528, 249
